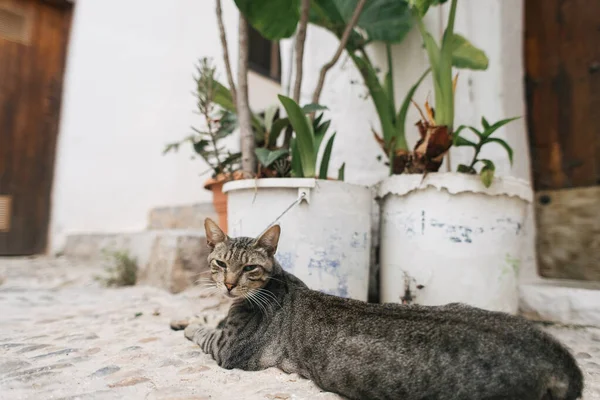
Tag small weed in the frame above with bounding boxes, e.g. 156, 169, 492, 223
95, 250, 138, 287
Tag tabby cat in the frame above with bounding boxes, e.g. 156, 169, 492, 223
178, 218, 583, 400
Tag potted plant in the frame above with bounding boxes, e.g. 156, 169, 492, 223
163, 58, 244, 232
223, 93, 374, 301
218, 1, 378, 301
376, 0, 533, 313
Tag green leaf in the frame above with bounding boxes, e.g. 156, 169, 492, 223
395, 68, 430, 150
279, 95, 316, 177
290, 138, 304, 177
234, 0, 300, 40
351, 54, 397, 149
213, 81, 236, 113
384, 44, 395, 117
255, 148, 289, 168
481, 117, 490, 130
453, 136, 477, 148
482, 116, 521, 138
467, 126, 484, 140
263, 105, 279, 134
319, 133, 336, 180
337, 162, 346, 181
192, 140, 211, 156
311, 0, 414, 44
213, 80, 263, 132
314, 118, 332, 152
410, 0, 449, 18
301, 103, 328, 113
485, 138, 514, 166
457, 164, 475, 174
450, 33, 489, 70
268, 118, 289, 148
479, 159, 496, 188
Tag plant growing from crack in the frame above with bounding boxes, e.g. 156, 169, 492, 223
95, 250, 138, 287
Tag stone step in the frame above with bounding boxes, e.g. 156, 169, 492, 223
147, 202, 217, 230
63, 230, 209, 294
519, 281, 600, 327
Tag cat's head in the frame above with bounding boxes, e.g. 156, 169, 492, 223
203, 218, 280, 298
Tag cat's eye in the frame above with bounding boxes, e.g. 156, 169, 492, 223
214, 260, 227, 269
243, 265, 258, 272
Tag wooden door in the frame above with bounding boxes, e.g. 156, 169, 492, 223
525, 0, 600, 281
0, 0, 72, 255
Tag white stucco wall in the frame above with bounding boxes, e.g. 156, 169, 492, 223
51, 0, 242, 253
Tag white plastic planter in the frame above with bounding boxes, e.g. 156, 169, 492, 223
223, 178, 372, 301
377, 173, 533, 313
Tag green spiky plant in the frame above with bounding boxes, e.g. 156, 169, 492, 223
163, 57, 241, 179
453, 116, 520, 187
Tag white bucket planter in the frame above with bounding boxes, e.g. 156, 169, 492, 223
377, 173, 533, 313
223, 178, 372, 301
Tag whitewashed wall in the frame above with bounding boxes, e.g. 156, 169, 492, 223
50, 0, 280, 253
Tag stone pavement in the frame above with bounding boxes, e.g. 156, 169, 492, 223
1, 257, 599, 400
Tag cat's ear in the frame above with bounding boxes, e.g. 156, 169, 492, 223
204, 218, 228, 249
254, 225, 280, 256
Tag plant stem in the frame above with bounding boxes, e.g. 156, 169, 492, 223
284, 0, 311, 149
311, 0, 367, 105
237, 16, 256, 174
293, 0, 310, 103
215, 0, 237, 108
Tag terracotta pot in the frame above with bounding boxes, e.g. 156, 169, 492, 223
204, 180, 228, 233
204, 171, 245, 233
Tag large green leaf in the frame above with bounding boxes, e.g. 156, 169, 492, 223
310, 0, 413, 44
351, 54, 396, 146
278, 95, 316, 177
450, 33, 489, 70
410, 0, 449, 18
318, 133, 336, 179
234, 0, 300, 40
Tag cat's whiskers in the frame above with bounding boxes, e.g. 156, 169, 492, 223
247, 289, 276, 314
244, 289, 267, 315
256, 288, 282, 309
194, 283, 219, 297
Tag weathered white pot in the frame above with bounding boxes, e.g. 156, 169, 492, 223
377, 173, 533, 313
223, 178, 372, 301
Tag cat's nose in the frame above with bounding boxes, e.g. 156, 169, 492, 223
225, 283, 236, 291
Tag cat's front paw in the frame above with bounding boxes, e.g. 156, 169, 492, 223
184, 323, 202, 341
201, 312, 227, 328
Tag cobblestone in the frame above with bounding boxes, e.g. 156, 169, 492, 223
1, 257, 599, 399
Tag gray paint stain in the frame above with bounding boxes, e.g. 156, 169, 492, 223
275, 252, 294, 273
